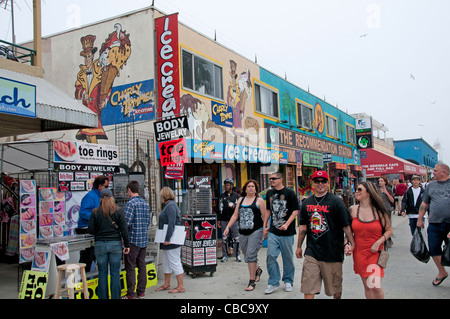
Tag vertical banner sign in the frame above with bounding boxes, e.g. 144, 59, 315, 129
155, 13, 180, 119
159, 138, 187, 166
355, 118, 373, 149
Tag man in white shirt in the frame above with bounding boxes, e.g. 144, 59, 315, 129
401, 175, 425, 235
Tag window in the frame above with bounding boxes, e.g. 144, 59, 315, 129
255, 83, 278, 118
346, 124, 356, 144
297, 103, 313, 130
181, 50, 223, 100
326, 114, 338, 138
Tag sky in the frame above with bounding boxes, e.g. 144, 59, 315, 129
1, 0, 449, 164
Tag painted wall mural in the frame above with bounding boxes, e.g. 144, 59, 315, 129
74, 23, 132, 143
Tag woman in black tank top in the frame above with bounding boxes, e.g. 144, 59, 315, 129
223, 180, 269, 291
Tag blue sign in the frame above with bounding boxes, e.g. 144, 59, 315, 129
211, 101, 233, 127
0, 77, 36, 118
101, 79, 155, 125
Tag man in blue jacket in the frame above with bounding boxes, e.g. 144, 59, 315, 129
76, 175, 109, 270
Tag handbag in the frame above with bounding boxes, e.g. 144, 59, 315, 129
441, 244, 450, 267
377, 248, 389, 268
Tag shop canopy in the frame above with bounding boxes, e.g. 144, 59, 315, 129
0, 68, 98, 137
361, 148, 427, 177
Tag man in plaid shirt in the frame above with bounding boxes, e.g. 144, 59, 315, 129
124, 180, 151, 299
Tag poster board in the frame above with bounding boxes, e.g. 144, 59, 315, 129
19, 180, 37, 263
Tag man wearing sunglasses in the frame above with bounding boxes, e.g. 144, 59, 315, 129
297, 170, 354, 299
77, 175, 110, 270
264, 172, 300, 294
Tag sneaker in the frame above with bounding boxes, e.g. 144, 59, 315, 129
221, 256, 229, 262
285, 283, 293, 292
122, 294, 136, 299
264, 285, 278, 294
137, 293, 145, 299
236, 255, 242, 262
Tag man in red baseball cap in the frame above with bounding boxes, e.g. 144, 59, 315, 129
296, 170, 354, 299
311, 170, 329, 180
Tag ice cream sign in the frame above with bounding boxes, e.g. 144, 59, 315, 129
0, 77, 36, 118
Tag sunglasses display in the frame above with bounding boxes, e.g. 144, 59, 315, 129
313, 179, 327, 184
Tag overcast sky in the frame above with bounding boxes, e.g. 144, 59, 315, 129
1, 0, 449, 164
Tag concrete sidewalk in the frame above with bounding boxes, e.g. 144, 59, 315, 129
145, 214, 450, 299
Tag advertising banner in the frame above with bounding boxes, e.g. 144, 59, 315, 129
155, 13, 180, 119
19, 271, 48, 299
19, 180, 37, 263
159, 138, 187, 166
0, 77, 36, 118
53, 141, 119, 166
154, 115, 189, 142
102, 79, 155, 125
355, 117, 373, 149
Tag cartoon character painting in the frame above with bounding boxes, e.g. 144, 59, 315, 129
75, 24, 131, 143
227, 60, 252, 134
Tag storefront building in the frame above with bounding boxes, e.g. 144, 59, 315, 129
5, 6, 361, 207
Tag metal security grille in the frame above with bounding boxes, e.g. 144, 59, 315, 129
114, 123, 158, 211
186, 177, 212, 215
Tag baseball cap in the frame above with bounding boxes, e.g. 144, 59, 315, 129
100, 188, 113, 198
224, 178, 234, 185
311, 171, 329, 180
411, 175, 421, 181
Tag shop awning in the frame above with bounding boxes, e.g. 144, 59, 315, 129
0, 68, 98, 137
360, 148, 427, 177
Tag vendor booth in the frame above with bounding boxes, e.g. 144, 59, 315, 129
0, 140, 157, 298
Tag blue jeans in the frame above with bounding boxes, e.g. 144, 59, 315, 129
94, 241, 123, 299
266, 233, 295, 286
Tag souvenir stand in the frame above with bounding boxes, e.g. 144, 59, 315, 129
181, 176, 217, 278
0, 140, 118, 297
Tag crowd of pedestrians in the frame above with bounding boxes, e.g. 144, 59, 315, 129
215, 163, 450, 299
76, 163, 450, 300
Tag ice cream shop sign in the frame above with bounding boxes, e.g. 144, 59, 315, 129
0, 77, 36, 118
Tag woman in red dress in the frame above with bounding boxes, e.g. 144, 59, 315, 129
347, 181, 393, 299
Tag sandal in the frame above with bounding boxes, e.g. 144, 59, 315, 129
432, 275, 448, 286
255, 267, 263, 282
245, 279, 256, 291
155, 285, 171, 292
168, 287, 185, 293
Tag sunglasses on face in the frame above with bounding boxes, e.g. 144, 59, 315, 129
356, 187, 364, 192
313, 179, 328, 184
269, 177, 281, 181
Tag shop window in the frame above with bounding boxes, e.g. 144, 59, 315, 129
181, 49, 223, 100
325, 114, 338, 138
255, 83, 278, 118
346, 124, 356, 144
297, 102, 313, 130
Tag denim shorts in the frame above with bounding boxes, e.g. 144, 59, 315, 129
427, 222, 450, 257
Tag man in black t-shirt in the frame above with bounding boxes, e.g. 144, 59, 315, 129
296, 170, 354, 299
216, 179, 241, 262
264, 172, 300, 294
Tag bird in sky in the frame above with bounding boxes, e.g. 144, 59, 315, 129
360, 33, 369, 38
410, 74, 415, 80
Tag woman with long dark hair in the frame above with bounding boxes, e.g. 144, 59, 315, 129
224, 179, 268, 291
346, 181, 393, 299
88, 189, 130, 299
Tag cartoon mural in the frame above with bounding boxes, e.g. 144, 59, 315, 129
226, 60, 252, 134
75, 24, 132, 143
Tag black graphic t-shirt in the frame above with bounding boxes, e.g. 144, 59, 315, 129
266, 187, 300, 237
300, 192, 351, 262
238, 197, 263, 236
